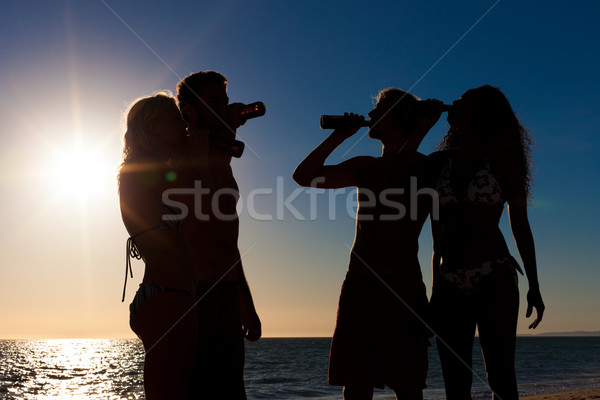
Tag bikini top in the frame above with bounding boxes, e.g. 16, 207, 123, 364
436, 156, 504, 207
122, 204, 185, 302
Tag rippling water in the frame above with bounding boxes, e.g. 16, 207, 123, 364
0, 339, 144, 399
0, 337, 599, 399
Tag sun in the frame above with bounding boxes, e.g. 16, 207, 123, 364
45, 141, 118, 200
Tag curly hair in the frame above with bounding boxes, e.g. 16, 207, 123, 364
438, 85, 534, 198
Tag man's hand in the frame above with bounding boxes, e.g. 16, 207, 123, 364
331, 112, 365, 141
241, 305, 262, 342
222, 102, 247, 135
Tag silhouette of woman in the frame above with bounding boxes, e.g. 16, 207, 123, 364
118, 92, 200, 399
428, 85, 545, 400
294, 88, 442, 400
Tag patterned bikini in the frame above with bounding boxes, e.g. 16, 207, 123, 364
435, 156, 523, 293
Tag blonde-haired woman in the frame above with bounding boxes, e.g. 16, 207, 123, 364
119, 92, 200, 399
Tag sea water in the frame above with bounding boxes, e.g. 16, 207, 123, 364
0, 337, 599, 399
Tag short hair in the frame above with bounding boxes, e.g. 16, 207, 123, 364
176, 70, 227, 107
375, 88, 421, 126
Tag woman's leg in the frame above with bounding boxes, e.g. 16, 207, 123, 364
131, 290, 198, 400
477, 269, 520, 400
431, 286, 477, 400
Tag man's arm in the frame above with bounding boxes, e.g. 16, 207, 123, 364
235, 252, 261, 341
293, 117, 371, 188
431, 217, 443, 287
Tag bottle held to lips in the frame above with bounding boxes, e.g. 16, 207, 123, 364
240, 102, 266, 120
411, 101, 452, 114
320, 115, 371, 130
208, 102, 265, 158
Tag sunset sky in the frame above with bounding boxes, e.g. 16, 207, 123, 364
0, 0, 599, 338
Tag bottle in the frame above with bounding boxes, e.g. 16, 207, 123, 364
240, 102, 266, 120
208, 102, 264, 158
320, 115, 371, 130
205, 102, 265, 158
413, 101, 452, 114
209, 133, 245, 158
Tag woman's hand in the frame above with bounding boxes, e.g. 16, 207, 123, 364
526, 285, 545, 329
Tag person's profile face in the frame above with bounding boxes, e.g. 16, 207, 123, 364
368, 96, 412, 142
194, 82, 229, 127
448, 92, 475, 134
368, 97, 394, 140
152, 104, 188, 154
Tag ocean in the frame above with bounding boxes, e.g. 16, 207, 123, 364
0, 337, 599, 399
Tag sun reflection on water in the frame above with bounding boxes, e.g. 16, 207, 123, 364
0, 338, 144, 399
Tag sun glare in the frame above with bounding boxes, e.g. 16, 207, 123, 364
46, 142, 117, 200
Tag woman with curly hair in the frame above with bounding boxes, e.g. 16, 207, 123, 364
428, 85, 545, 400
118, 92, 200, 399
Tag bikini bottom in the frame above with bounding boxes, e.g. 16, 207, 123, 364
439, 256, 523, 294
129, 282, 193, 329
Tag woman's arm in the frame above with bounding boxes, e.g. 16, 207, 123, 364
505, 167, 545, 329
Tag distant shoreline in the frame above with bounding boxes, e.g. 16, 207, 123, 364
517, 331, 600, 337
1, 332, 600, 339
521, 389, 600, 400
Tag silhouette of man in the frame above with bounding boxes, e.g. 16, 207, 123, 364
177, 70, 261, 399
294, 89, 442, 400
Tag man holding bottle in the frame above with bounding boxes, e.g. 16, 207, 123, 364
294, 88, 442, 400
176, 70, 261, 399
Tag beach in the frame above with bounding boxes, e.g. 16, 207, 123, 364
522, 389, 600, 400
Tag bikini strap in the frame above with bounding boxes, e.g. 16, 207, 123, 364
121, 225, 160, 302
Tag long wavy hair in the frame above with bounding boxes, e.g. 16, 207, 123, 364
438, 85, 534, 198
118, 92, 178, 190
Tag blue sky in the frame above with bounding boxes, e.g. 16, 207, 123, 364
0, 0, 598, 338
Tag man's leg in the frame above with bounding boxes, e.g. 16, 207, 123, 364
343, 385, 374, 400
189, 281, 246, 400
390, 388, 423, 400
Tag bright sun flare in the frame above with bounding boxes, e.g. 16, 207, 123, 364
47, 143, 117, 200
